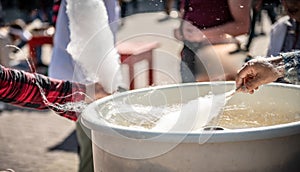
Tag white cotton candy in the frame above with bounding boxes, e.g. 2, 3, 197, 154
66, 0, 124, 93
152, 93, 226, 132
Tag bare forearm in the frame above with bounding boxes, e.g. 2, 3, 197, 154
0, 65, 87, 120
236, 51, 300, 93
202, 20, 249, 39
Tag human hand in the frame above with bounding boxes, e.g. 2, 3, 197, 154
94, 83, 110, 100
85, 83, 110, 103
181, 21, 206, 42
174, 28, 183, 41
235, 58, 282, 94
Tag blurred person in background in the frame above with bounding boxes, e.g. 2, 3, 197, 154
237, 0, 300, 93
119, 0, 138, 19
52, 0, 61, 27
0, 19, 32, 67
244, 0, 280, 52
258, 0, 280, 33
49, 0, 121, 171
175, 0, 251, 83
267, 0, 300, 56
27, 0, 54, 68
159, 0, 181, 21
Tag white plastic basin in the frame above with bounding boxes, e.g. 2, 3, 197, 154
81, 82, 300, 172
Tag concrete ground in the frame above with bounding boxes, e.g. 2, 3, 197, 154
0, 7, 273, 172
0, 110, 78, 172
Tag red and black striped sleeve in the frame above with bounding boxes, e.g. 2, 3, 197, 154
0, 65, 86, 121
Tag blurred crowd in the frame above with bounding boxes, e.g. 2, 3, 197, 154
0, 0, 290, 74
0, 0, 55, 74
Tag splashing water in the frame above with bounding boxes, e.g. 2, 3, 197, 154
96, 88, 300, 132
152, 92, 228, 132
6, 45, 36, 73
8, 45, 89, 114
97, 91, 232, 132
34, 81, 88, 113
96, 101, 178, 129
6, 0, 129, 115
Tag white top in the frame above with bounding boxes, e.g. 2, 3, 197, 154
267, 16, 290, 56
49, 0, 123, 93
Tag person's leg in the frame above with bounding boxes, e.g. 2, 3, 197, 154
120, 1, 127, 18
180, 44, 196, 83
76, 121, 94, 172
245, 8, 259, 51
264, 4, 277, 24
176, 0, 181, 11
165, 0, 174, 15
132, 0, 138, 11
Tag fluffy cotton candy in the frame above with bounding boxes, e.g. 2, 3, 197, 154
66, 0, 124, 93
152, 93, 227, 132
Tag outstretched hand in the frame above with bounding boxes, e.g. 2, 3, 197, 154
235, 58, 282, 94
85, 83, 110, 103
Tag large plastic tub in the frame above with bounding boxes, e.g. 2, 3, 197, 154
81, 82, 300, 172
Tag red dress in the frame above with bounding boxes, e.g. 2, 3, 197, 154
180, 0, 234, 82
182, 0, 233, 29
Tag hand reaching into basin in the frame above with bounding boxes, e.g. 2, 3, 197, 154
236, 51, 300, 94
85, 83, 110, 103
236, 57, 283, 94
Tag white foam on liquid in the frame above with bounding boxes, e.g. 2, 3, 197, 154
152, 93, 227, 132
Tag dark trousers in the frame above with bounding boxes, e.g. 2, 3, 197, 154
180, 41, 206, 83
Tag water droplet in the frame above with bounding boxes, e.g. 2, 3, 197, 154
6, 45, 90, 114
240, 5, 244, 8
216, 18, 220, 21
189, 7, 193, 11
